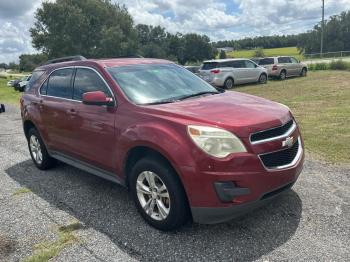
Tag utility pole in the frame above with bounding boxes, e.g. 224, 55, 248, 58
320, 0, 325, 56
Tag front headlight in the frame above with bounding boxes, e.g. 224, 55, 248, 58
187, 125, 247, 158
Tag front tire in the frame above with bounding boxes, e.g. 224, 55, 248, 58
223, 78, 234, 89
27, 128, 56, 170
300, 68, 307, 77
129, 157, 190, 231
258, 73, 267, 84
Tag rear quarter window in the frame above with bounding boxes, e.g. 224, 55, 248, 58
278, 57, 291, 63
201, 62, 219, 70
25, 70, 45, 92
259, 58, 275, 65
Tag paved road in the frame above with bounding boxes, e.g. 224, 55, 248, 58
0, 105, 349, 261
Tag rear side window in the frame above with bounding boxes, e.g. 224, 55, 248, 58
47, 68, 74, 99
244, 60, 256, 68
278, 57, 291, 63
230, 60, 245, 68
25, 70, 45, 92
201, 62, 218, 70
73, 68, 111, 101
259, 58, 275, 65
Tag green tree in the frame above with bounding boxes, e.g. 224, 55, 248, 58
219, 50, 227, 59
253, 48, 265, 58
30, 0, 138, 59
19, 54, 48, 72
297, 11, 350, 54
135, 24, 168, 58
181, 34, 216, 65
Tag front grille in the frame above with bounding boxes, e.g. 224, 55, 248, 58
251, 120, 294, 143
260, 138, 300, 169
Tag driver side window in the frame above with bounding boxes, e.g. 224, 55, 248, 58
290, 57, 299, 63
73, 68, 112, 101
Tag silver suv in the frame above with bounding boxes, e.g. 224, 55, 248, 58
258, 57, 308, 80
199, 59, 268, 89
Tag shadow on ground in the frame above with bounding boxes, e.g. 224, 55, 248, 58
6, 160, 302, 261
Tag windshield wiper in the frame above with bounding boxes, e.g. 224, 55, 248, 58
142, 99, 179, 105
177, 91, 220, 101
142, 91, 221, 105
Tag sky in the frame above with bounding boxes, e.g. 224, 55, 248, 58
1, 0, 350, 63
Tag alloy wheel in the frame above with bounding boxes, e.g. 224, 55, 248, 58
259, 74, 267, 84
29, 135, 43, 165
225, 79, 234, 89
136, 171, 171, 221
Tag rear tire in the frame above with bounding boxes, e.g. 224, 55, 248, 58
279, 70, 287, 80
258, 73, 267, 84
27, 128, 56, 170
223, 78, 234, 89
129, 157, 190, 231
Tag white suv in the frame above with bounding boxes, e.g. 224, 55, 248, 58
198, 59, 268, 89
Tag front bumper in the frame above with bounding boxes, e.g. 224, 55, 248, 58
191, 181, 295, 224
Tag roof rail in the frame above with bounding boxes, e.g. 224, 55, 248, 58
44, 55, 87, 65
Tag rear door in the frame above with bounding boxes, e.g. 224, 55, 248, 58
67, 67, 117, 172
229, 60, 247, 84
39, 68, 76, 154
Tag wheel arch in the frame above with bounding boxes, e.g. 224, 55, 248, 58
23, 120, 37, 139
124, 146, 181, 188
123, 145, 192, 215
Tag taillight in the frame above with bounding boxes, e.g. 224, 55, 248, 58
210, 69, 220, 74
272, 65, 278, 71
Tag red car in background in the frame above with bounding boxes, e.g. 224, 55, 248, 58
20, 56, 304, 230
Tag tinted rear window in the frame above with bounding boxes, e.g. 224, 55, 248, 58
259, 58, 275, 65
278, 57, 291, 63
201, 62, 219, 70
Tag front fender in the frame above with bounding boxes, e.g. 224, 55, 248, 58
116, 121, 196, 179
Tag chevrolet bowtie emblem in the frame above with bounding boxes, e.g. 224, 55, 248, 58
282, 136, 294, 148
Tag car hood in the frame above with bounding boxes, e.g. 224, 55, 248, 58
144, 92, 292, 138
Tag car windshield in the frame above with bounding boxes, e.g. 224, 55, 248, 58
107, 64, 218, 105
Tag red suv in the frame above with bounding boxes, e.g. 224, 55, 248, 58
21, 56, 304, 230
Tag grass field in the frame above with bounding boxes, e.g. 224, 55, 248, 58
226, 47, 304, 61
1, 72, 349, 164
0, 78, 21, 105
236, 71, 350, 164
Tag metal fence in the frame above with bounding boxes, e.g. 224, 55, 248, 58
304, 51, 350, 60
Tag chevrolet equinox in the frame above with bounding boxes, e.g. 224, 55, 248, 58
20, 57, 304, 231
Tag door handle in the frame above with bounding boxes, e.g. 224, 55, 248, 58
66, 109, 78, 116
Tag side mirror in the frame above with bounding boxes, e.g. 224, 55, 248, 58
82, 91, 114, 106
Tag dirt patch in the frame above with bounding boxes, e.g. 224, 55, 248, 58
0, 233, 16, 257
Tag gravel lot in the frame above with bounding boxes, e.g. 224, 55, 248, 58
0, 105, 349, 261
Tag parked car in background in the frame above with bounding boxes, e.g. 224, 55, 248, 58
257, 57, 307, 80
198, 59, 268, 89
15, 75, 32, 92
10, 79, 21, 88
21, 56, 304, 230
184, 66, 200, 75
7, 79, 16, 87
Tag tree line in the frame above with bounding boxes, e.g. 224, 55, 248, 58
2, 0, 349, 72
